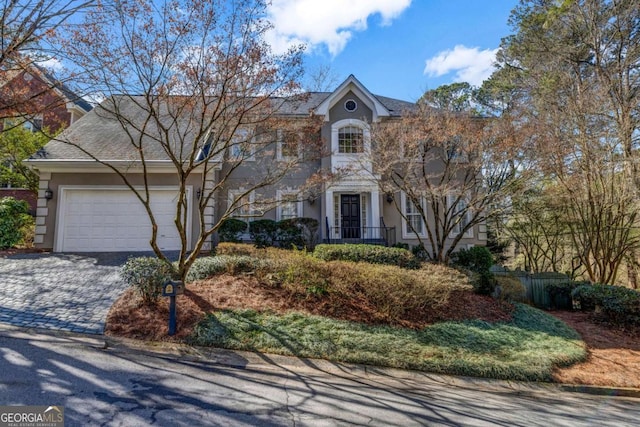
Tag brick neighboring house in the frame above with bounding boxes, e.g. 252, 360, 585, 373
25, 75, 488, 252
0, 63, 92, 213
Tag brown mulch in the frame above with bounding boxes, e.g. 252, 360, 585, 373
0, 248, 48, 257
550, 310, 640, 389
105, 274, 513, 342
105, 277, 640, 388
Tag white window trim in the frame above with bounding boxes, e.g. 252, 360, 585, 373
401, 192, 426, 239
276, 129, 302, 161
228, 189, 258, 239
228, 189, 257, 219
448, 194, 473, 238
276, 189, 303, 221
331, 119, 370, 156
228, 128, 256, 161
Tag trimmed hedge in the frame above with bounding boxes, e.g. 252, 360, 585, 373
572, 284, 640, 326
249, 219, 278, 248
186, 255, 276, 282
218, 218, 247, 242
277, 217, 319, 250
313, 244, 421, 269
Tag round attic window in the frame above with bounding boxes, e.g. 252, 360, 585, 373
344, 99, 357, 112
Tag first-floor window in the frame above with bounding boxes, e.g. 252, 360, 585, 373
229, 190, 257, 227
449, 195, 473, 238
277, 190, 302, 220
402, 192, 425, 237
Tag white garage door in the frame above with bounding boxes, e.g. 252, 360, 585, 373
57, 187, 188, 252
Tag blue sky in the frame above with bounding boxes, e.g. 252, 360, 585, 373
266, 0, 520, 101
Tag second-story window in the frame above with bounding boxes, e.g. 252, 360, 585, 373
277, 130, 300, 160
229, 128, 255, 161
338, 126, 363, 153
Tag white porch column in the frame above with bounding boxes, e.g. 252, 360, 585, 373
325, 189, 333, 240
370, 189, 380, 238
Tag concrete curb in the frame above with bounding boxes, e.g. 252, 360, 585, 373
1, 324, 639, 400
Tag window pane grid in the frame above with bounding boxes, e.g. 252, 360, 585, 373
281, 132, 299, 158
404, 196, 423, 235
338, 126, 363, 153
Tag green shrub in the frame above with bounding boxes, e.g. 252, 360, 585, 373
121, 257, 175, 305
452, 247, 496, 295
495, 276, 526, 302
411, 244, 429, 260
186, 254, 277, 282
249, 219, 278, 248
277, 217, 319, 250
218, 218, 247, 242
572, 284, 640, 326
452, 246, 494, 273
0, 197, 33, 249
392, 242, 410, 250
186, 256, 231, 282
313, 244, 420, 269
546, 281, 585, 309
470, 271, 497, 296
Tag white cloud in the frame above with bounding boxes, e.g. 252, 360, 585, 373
424, 45, 498, 86
266, 0, 412, 56
37, 57, 64, 71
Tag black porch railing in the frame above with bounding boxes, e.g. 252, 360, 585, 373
324, 226, 396, 247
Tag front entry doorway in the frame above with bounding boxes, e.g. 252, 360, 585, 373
340, 194, 361, 239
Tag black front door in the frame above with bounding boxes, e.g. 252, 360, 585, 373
341, 195, 361, 239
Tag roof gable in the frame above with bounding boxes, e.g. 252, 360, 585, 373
313, 75, 390, 122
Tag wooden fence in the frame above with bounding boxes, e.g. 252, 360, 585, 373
490, 266, 571, 309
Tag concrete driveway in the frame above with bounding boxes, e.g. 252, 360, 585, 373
0, 253, 132, 334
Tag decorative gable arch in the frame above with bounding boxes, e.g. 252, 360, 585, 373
314, 75, 390, 122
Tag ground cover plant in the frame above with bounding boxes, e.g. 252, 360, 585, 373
189, 304, 585, 381
107, 244, 589, 383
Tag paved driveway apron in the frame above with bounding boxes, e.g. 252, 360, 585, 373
0, 253, 130, 334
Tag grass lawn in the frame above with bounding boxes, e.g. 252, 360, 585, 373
190, 303, 586, 382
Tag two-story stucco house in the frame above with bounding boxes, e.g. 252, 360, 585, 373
25, 75, 487, 252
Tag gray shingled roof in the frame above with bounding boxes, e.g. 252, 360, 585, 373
34, 96, 197, 161
276, 92, 415, 116
34, 92, 415, 161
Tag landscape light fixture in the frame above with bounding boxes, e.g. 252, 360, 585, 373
386, 193, 394, 204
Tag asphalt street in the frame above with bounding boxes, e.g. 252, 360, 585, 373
0, 328, 638, 426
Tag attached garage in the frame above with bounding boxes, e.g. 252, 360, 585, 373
55, 186, 191, 252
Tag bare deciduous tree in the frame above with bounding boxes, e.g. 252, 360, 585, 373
47, 0, 327, 281
368, 104, 520, 263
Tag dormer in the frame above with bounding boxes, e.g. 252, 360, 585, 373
314, 75, 390, 123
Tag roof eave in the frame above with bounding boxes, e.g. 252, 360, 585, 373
23, 159, 217, 174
